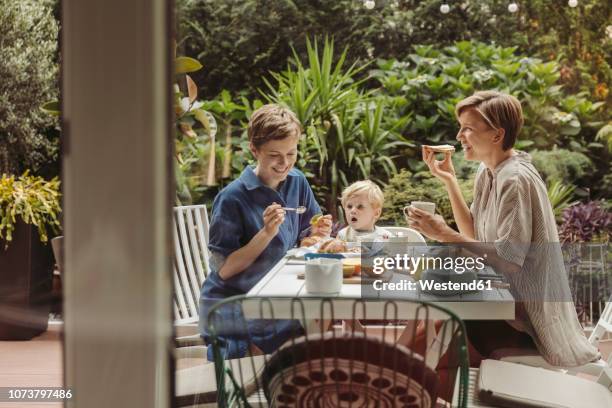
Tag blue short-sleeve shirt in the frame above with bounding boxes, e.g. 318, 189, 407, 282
200, 166, 321, 359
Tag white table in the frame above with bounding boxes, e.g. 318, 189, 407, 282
246, 257, 515, 321
246, 257, 515, 369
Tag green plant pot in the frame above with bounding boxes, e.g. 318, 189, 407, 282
0, 220, 54, 340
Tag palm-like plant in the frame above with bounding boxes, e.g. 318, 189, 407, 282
547, 179, 577, 221
263, 38, 411, 217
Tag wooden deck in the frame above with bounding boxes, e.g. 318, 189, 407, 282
1, 320, 610, 407
0, 322, 63, 408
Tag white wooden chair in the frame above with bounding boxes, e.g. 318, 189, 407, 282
172, 205, 211, 355
172, 205, 220, 406
453, 299, 612, 406
589, 296, 612, 345
492, 297, 612, 377
173, 205, 211, 330
453, 360, 612, 407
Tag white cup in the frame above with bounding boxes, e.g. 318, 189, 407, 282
304, 258, 342, 295
403, 201, 436, 218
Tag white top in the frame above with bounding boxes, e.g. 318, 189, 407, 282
336, 225, 392, 242
470, 151, 600, 366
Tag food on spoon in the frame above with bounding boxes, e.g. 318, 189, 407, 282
423, 144, 455, 153
318, 238, 347, 254
310, 214, 323, 226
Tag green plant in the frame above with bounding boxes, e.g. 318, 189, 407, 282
547, 180, 577, 221
0, 173, 61, 246
530, 149, 593, 185
264, 38, 411, 217
177, 0, 420, 98
0, 0, 59, 175
559, 201, 611, 243
173, 56, 221, 205
372, 41, 606, 151
596, 123, 612, 153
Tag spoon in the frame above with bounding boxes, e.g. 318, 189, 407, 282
281, 206, 307, 214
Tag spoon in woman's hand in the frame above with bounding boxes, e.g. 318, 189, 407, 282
281, 206, 307, 214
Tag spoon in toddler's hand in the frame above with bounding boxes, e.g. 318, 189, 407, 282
281, 206, 307, 214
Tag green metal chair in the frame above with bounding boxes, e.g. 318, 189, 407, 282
206, 295, 470, 407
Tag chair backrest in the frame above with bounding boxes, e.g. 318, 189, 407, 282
384, 227, 427, 243
206, 296, 470, 408
264, 332, 439, 407
173, 205, 211, 325
589, 295, 612, 345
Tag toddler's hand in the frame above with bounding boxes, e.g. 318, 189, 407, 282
311, 214, 332, 237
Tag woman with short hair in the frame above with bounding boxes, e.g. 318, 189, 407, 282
407, 91, 599, 366
199, 104, 332, 360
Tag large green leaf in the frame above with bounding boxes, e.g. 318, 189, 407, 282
175, 57, 203, 74
41, 100, 60, 116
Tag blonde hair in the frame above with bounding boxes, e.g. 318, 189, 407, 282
341, 180, 384, 209
455, 91, 524, 151
247, 104, 302, 148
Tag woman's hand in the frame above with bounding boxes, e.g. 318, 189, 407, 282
311, 214, 333, 237
262, 203, 286, 237
423, 147, 456, 184
406, 207, 456, 242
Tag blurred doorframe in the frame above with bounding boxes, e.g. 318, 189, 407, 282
61, 0, 174, 407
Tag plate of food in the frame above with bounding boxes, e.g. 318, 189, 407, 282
287, 238, 361, 259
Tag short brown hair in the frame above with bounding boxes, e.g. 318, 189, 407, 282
247, 104, 302, 148
455, 91, 524, 151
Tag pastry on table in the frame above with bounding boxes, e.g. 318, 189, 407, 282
300, 235, 324, 247
318, 238, 347, 254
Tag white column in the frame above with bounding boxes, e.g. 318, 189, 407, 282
62, 0, 173, 406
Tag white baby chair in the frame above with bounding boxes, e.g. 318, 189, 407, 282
384, 226, 427, 243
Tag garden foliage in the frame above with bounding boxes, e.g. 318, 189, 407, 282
263, 38, 411, 218
0, 173, 61, 246
370, 41, 607, 163
0, 0, 59, 176
178, 0, 611, 105
559, 201, 611, 243
179, 37, 609, 215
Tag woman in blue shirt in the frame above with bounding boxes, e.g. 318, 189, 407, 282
199, 104, 331, 360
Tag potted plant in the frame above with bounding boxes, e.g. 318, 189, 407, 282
0, 173, 61, 340
559, 200, 611, 327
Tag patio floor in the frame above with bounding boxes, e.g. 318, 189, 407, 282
1, 321, 610, 407
0, 322, 63, 408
